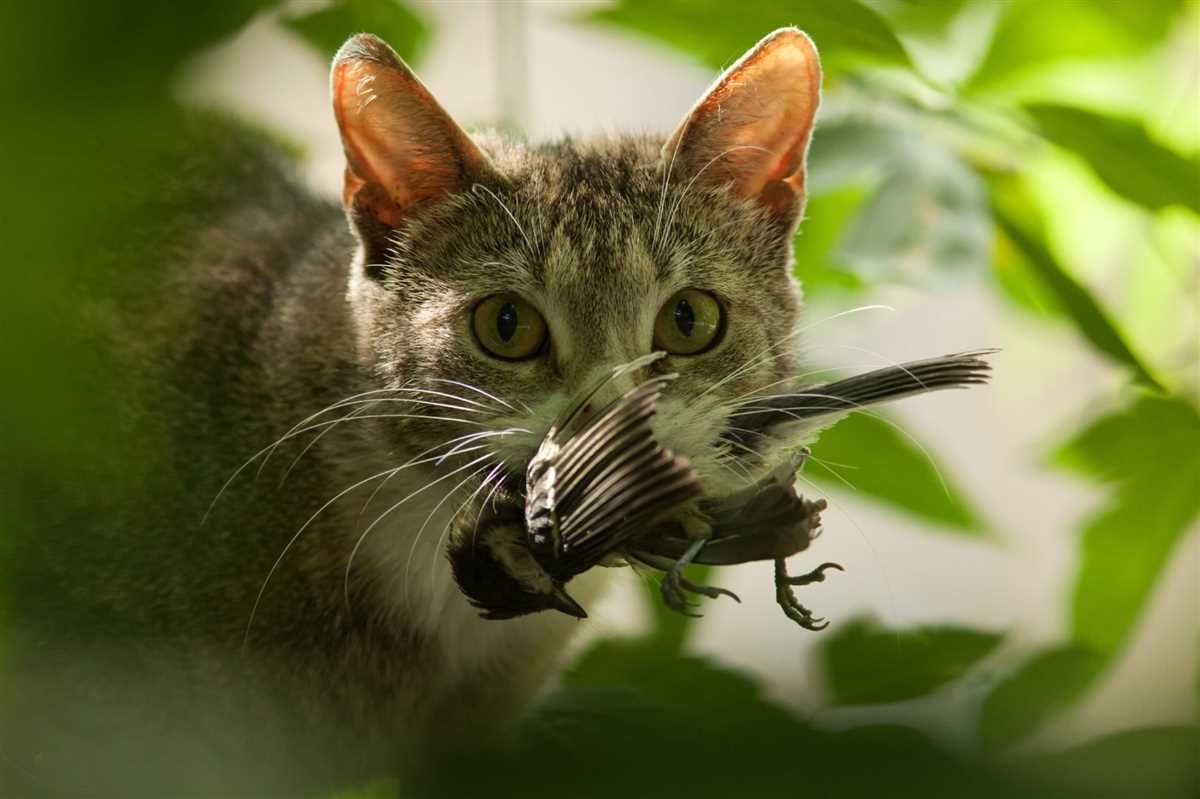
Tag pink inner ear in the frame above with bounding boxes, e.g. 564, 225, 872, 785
667, 29, 821, 214
331, 55, 489, 228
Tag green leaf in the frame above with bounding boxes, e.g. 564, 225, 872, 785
588, 0, 913, 75
1054, 395, 1200, 655
865, 0, 970, 39
822, 616, 1004, 705
1027, 726, 1200, 797
980, 396, 1200, 750
966, 0, 1183, 92
793, 186, 870, 297
989, 175, 1164, 391
282, 0, 429, 63
806, 119, 992, 288
808, 411, 984, 532
979, 644, 1109, 750
1025, 103, 1200, 215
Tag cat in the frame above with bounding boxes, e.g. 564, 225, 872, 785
0, 26, 823, 795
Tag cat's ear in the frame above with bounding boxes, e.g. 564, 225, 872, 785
331, 34, 493, 253
663, 28, 821, 224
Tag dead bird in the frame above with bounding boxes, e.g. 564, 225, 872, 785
454, 350, 992, 629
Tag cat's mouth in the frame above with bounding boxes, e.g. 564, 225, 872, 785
446, 354, 825, 621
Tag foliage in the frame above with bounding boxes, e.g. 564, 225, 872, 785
582, 0, 1200, 789
1, 0, 1197, 796
822, 616, 1003, 705
282, 0, 428, 63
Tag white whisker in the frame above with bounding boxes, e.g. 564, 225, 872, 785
346, 453, 496, 608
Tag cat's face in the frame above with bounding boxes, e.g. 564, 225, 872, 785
331, 29, 821, 616
353, 135, 802, 489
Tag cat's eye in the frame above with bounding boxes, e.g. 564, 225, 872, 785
653, 289, 723, 355
472, 294, 548, 360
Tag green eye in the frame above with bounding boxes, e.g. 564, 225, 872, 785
653, 289, 723, 355
473, 294, 548, 360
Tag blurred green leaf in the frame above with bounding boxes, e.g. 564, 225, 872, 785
864, 0, 970, 39
979, 644, 1109, 750
990, 218, 1059, 317
1026, 726, 1200, 798
807, 119, 992, 287
1025, 104, 1200, 215
966, 0, 1183, 92
1055, 395, 1200, 655
330, 779, 399, 799
794, 187, 871, 296
589, 0, 913, 74
990, 175, 1165, 391
566, 638, 765, 713
809, 412, 984, 532
282, 0, 429, 63
822, 616, 1003, 705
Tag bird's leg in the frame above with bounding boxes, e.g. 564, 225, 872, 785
774, 559, 843, 631
659, 515, 740, 616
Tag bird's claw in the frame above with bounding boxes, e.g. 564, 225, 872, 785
781, 561, 844, 587
774, 559, 842, 631
660, 569, 740, 617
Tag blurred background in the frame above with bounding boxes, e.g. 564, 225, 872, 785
3, 1, 1197, 796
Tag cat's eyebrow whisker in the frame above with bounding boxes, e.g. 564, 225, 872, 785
473, 183, 535, 255
661, 143, 775, 248
653, 110, 698, 253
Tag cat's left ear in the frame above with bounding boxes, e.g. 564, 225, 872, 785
664, 28, 821, 226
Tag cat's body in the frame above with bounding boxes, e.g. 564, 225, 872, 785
2, 29, 824, 795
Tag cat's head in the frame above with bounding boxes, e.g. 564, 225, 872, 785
329, 29, 822, 618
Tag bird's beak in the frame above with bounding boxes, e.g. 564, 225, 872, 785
547, 584, 588, 618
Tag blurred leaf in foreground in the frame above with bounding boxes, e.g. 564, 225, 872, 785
979, 643, 1109, 750
282, 0, 429, 63
1025, 103, 1200, 215
588, 0, 912, 75
989, 174, 1164, 391
808, 412, 985, 532
1025, 725, 1200, 798
1054, 394, 1200, 656
822, 616, 1004, 705
965, 0, 1184, 93
982, 396, 1200, 750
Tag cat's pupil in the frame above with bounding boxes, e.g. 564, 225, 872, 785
673, 298, 695, 337
497, 303, 519, 342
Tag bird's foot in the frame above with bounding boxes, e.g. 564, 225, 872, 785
774, 559, 843, 631
659, 537, 740, 616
